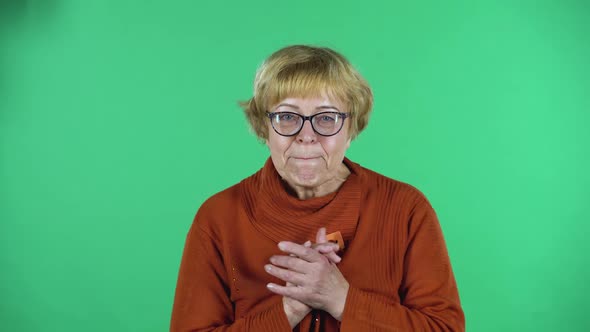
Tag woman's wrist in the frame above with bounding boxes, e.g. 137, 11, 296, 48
283, 297, 311, 328
328, 281, 350, 321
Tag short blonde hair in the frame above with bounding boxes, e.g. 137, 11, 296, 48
240, 45, 373, 140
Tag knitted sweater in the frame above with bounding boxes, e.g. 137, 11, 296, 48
170, 157, 465, 331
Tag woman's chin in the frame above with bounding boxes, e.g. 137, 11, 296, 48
282, 169, 321, 189
295, 173, 320, 187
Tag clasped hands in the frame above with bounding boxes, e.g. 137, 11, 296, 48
264, 227, 349, 327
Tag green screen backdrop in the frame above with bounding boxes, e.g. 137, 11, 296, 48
1, 1, 589, 331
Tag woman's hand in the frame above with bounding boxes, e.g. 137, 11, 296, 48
265, 229, 349, 321
275, 228, 343, 326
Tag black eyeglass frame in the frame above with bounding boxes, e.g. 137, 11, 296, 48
266, 111, 350, 137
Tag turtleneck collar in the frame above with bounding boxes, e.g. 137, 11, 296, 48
241, 157, 363, 246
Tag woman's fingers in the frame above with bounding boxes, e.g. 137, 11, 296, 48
314, 228, 341, 264
312, 242, 341, 263
267, 282, 304, 299
278, 242, 325, 263
322, 251, 341, 263
269, 254, 308, 273
313, 242, 339, 253
316, 227, 327, 244
265, 263, 306, 285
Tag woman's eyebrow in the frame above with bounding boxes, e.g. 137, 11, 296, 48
316, 105, 341, 112
276, 103, 299, 109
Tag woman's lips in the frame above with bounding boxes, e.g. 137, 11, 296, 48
293, 157, 319, 160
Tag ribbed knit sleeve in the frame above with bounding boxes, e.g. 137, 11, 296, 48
170, 222, 291, 332
339, 198, 465, 332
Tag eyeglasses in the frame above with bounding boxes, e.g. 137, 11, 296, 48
266, 111, 350, 137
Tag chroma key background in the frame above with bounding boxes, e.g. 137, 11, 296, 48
1, 1, 588, 331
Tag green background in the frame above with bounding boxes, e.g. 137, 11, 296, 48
1, 0, 588, 331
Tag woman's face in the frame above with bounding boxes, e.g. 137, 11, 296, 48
266, 96, 352, 194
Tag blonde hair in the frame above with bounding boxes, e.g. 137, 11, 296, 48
240, 45, 373, 140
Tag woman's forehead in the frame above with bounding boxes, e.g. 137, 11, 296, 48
278, 96, 339, 106
271, 95, 345, 111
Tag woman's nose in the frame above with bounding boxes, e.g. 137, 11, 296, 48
296, 120, 317, 143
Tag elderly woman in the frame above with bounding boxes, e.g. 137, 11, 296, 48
170, 45, 465, 331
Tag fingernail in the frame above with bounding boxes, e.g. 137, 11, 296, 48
278, 242, 287, 250
266, 283, 274, 289
264, 264, 272, 272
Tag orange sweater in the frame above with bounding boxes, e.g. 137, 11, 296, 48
171, 158, 465, 331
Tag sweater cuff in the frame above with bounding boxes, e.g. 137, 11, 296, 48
260, 297, 291, 332
254, 299, 293, 331
341, 285, 371, 325
340, 285, 402, 331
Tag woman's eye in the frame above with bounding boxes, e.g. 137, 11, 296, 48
320, 115, 336, 122
279, 114, 295, 121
